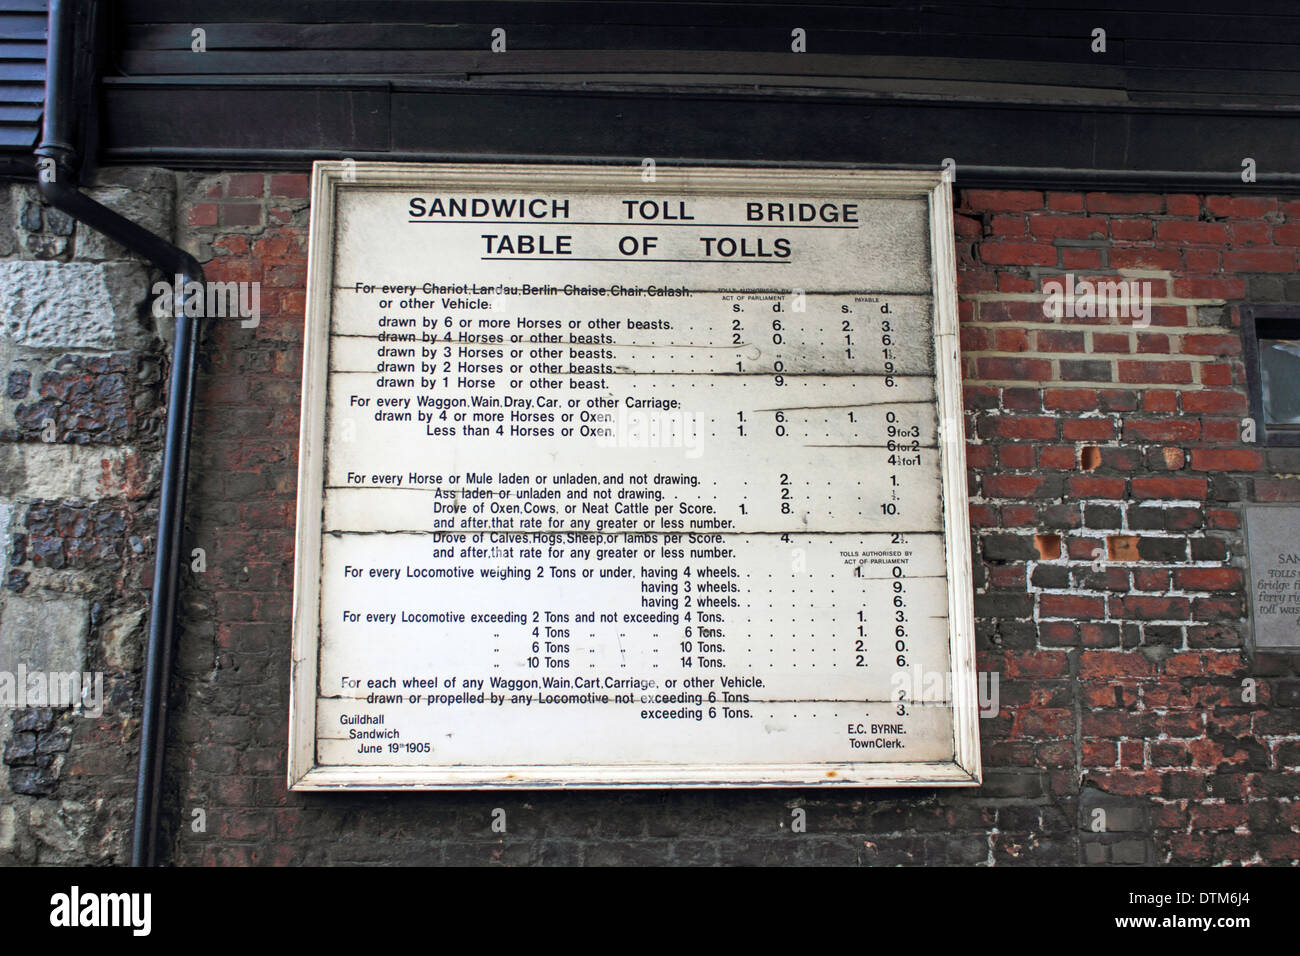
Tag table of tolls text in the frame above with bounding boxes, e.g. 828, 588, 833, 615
314, 185, 957, 768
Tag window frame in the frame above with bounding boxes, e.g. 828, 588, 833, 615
1242, 304, 1300, 447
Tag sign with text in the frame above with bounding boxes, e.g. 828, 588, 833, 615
1244, 505, 1300, 651
289, 163, 980, 788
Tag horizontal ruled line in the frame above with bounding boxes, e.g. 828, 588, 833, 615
479, 257, 792, 263
409, 220, 857, 229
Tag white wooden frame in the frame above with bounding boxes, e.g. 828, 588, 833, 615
288, 162, 980, 790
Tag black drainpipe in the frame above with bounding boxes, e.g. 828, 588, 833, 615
35, 0, 204, 867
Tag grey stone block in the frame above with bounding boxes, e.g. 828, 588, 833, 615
76, 168, 176, 262
0, 593, 89, 673
101, 607, 145, 672
0, 260, 149, 349
1111, 839, 1149, 864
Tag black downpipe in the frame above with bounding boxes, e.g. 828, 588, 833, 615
36, 0, 204, 867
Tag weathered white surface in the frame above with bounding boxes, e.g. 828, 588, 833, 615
0, 260, 148, 349
0, 500, 10, 568
0, 593, 89, 672
0, 804, 15, 853
0, 445, 151, 500
290, 163, 978, 789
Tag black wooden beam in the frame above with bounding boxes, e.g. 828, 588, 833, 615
99, 80, 1300, 192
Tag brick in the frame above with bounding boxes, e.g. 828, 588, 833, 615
1059, 360, 1112, 383
998, 445, 1036, 468
220, 203, 263, 227
1227, 221, 1270, 246
1063, 418, 1115, 441
1133, 568, 1169, 591
1155, 221, 1228, 245
1206, 196, 1277, 219
979, 299, 1050, 323
1124, 418, 1199, 442
1110, 246, 1181, 270
1223, 249, 1296, 273
264, 263, 308, 287
1135, 333, 1169, 354
1172, 277, 1246, 300
980, 242, 1058, 266
990, 215, 1027, 237
1255, 479, 1300, 502
1043, 389, 1097, 411
1039, 445, 1080, 468
226, 174, 266, 198
965, 443, 993, 468
1137, 536, 1188, 561
1162, 505, 1203, 532
958, 271, 997, 294
1079, 650, 1157, 678
1173, 568, 1242, 592
1110, 595, 1191, 621
960, 326, 988, 352
964, 384, 1000, 409
269, 174, 311, 198
1028, 216, 1106, 240
1183, 248, 1221, 272
1200, 421, 1239, 446
1206, 509, 1239, 530
1091, 332, 1130, 353
975, 357, 1052, 381
1147, 305, 1189, 328
1036, 330, 1085, 352
1179, 334, 1240, 357
1131, 477, 1207, 499
1141, 390, 1178, 412
1109, 219, 1152, 241
1086, 193, 1162, 214
1198, 363, 1232, 387
964, 189, 1043, 212
1062, 248, 1103, 269
985, 415, 1058, 440
1041, 594, 1106, 619
1000, 504, 1038, 526
1045, 192, 1085, 212
1097, 389, 1139, 412
1117, 361, 1192, 385
984, 474, 1051, 498
997, 273, 1036, 293
1068, 476, 1125, 499
187, 203, 219, 226
1189, 449, 1263, 472
993, 328, 1031, 352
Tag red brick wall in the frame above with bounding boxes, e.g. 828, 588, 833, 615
167, 176, 1299, 865
955, 189, 1300, 863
